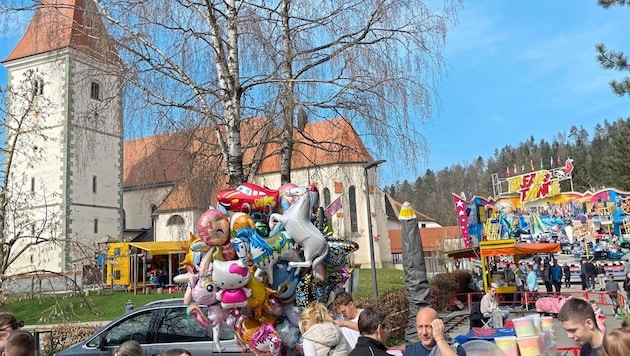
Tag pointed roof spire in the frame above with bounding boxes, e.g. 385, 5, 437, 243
3, 0, 118, 64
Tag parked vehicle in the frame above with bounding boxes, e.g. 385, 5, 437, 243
58, 299, 248, 356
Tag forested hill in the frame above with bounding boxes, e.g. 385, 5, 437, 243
386, 118, 630, 226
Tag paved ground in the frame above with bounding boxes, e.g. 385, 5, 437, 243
441, 282, 626, 351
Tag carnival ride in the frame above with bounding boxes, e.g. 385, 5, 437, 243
450, 159, 630, 291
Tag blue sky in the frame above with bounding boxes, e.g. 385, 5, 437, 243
1, 1, 629, 186
423, 1, 630, 175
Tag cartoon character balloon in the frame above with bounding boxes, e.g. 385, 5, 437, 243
198, 208, 236, 261
173, 181, 359, 356
269, 185, 328, 280
213, 259, 252, 309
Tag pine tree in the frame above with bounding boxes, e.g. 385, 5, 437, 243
596, 1, 630, 96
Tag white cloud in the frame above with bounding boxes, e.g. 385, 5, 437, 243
445, 2, 508, 56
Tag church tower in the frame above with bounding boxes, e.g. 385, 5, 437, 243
2, 0, 123, 274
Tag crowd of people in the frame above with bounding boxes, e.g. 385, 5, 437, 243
6, 280, 630, 356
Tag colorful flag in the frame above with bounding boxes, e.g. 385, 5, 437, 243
506, 166, 510, 177
521, 164, 525, 173
452, 193, 471, 248
540, 158, 543, 169
324, 195, 342, 219
550, 157, 554, 167
558, 155, 561, 166
513, 164, 517, 174
530, 160, 535, 171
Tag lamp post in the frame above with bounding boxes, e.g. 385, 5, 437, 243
363, 159, 386, 300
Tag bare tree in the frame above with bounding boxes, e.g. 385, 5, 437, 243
0, 70, 62, 298
3, 0, 460, 188
0, 70, 104, 313
82, 0, 459, 186
247, 0, 461, 183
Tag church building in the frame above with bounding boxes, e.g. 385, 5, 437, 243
2, 0, 402, 284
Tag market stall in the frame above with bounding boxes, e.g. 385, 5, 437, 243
480, 239, 560, 293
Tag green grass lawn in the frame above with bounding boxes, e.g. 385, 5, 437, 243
1, 268, 405, 325
3, 290, 182, 325
354, 267, 404, 298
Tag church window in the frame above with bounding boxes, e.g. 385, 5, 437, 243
151, 204, 158, 227
349, 186, 358, 233
31, 177, 35, 193
91, 82, 101, 100
94, 219, 99, 233
33, 78, 44, 96
323, 187, 331, 208
92, 176, 97, 193
167, 215, 185, 225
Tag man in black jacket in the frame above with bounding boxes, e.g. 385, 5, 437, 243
563, 263, 572, 288
584, 260, 597, 290
348, 307, 392, 356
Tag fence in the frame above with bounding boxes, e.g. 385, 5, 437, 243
32, 330, 53, 356
557, 346, 581, 356
433, 290, 629, 317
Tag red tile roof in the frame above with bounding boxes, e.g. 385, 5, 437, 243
3, 0, 118, 63
385, 195, 436, 222
123, 118, 373, 211
390, 226, 461, 253
258, 118, 372, 173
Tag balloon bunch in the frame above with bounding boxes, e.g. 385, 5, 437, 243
176, 183, 359, 355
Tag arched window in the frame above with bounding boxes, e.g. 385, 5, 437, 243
167, 215, 185, 226
323, 188, 331, 208
150, 204, 158, 227
122, 209, 126, 229
33, 77, 44, 96
91, 81, 101, 100
349, 186, 358, 233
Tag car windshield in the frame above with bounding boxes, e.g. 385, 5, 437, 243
237, 186, 252, 195
155, 307, 236, 343
88, 310, 154, 347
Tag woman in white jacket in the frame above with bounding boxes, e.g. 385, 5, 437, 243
299, 302, 350, 356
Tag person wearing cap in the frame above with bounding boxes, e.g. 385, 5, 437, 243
0, 313, 23, 354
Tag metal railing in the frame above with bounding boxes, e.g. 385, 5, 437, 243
433, 290, 629, 316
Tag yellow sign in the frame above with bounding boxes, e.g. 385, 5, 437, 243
506, 170, 561, 203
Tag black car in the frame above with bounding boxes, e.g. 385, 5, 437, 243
58, 299, 249, 356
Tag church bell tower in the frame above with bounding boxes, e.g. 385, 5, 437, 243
2, 0, 123, 274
